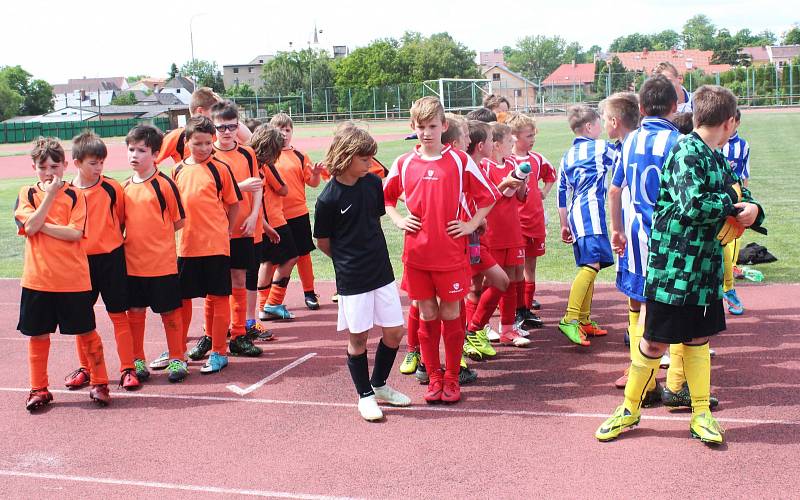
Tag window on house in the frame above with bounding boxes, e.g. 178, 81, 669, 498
493, 73, 501, 81
248, 67, 253, 73
514, 89, 522, 97
176, 89, 181, 93
233, 67, 239, 74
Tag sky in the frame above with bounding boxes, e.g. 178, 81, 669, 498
2, 0, 796, 84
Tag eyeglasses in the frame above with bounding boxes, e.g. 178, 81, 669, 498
215, 123, 239, 132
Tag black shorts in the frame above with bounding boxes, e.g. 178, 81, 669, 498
261, 225, 299, 265
178, 255, 232, 298
88, 245, 129, 313
230, 237, 255, 270
128, 274, 183, 313
644, 299, 726, 344
18, 288, 96, 336
246, 241, 263, 291
286, 213, 315, 256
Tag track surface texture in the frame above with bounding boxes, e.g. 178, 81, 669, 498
0, 279, 797, 499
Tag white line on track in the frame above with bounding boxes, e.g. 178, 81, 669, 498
0, 469, 359, 499
0, 387, 795, 426
227, 353, 317, 395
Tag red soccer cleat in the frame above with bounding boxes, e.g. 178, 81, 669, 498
89, 384, 111, 407
424, 376, 444, 404
119, 369, 140, 391
441, 378, 461, 404
26, 388, 53, 412
64, 367, 90, 390
580, 321, 608, 337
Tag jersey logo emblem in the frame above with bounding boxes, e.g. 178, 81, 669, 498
340, 204, 352, 214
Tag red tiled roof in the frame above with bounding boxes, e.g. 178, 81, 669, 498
542, 63, 595, 87
612, 49, 730, 74
739, 46, 769, 62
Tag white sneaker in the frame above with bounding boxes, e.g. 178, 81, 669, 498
373, 384, 411, 407
516, 325, 530, 338
660, 351, 671, 368
149, 351, 170, 370
358, 395, 383, 421
485, 324, 501, 342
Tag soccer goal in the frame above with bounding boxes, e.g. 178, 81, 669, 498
422, 78, 493, 112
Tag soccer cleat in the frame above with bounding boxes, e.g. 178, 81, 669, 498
517, 309, 544, 330
64, 367, 90, 390
149, 351, 170, 370
642, 381, 663, 408
661, 382, 719, 410
733, 266, 744, 280
200, 352, 229, 374
659, 351, 671, 368
25, 389, 53, 412
167, 359, 189, 383
531, 299, 542, 310
229, 335, 263, 357
459, 366, 479, 385
485, 324, 501, 342
89, 384, 111, 407
614, 368, 629, 389
358, 395, 383, 421
119, 369, 140, 391
399, 351, 420, 374
331, 293, 339, 303
463, 340, 483, 361
723, 289, 744, 315
580, 321, 608, 337
134, 359, 150, 382
415, 363, 429, 384
441, 378, 461, 403
245, 322, 273, 342
500, 327, 531, 347
466, 329, 497, 358
558, 319, 590, 346
690, 412, 725, 444
373, 384, 412, 406
262, 304, 295, 320
475, 329, 496, 356
595, 405, 640, 442
304, 292, 320, 310
187, 335, 212, 361
424, 377, 444, 403
513, 315, 530, 338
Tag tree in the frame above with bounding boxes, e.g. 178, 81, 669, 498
396, 32, 480, 82
651, 30, 682, 50
110, 91, 138, 105
562, 42, 587, 64
225, 83, 255, 97
785, 26, 800, 45
168, 63, 179, 80
505, 35, 567, 81
609, 33, 653, 53
334, 39, 402, 87
126, 75, 149, 84
0, 65, 53, 115
595, 56, 634, 95
0, 80, 23, 120
683, 15, 716, 50
180, 59, 224, 92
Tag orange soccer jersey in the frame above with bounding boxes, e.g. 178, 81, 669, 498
274, 147, 314, 220
14, 183, 91, 292
260, 161, 287, 229
156, 128, 190, 166
73, 176, 125, 256
172, 158, 242, 257
123, 171, 185, 277
212, 143, 259, 240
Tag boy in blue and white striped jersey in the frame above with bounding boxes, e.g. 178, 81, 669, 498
556, 105, 616, 346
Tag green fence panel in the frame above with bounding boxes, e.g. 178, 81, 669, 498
0, 117, 175, 144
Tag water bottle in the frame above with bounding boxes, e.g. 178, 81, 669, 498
502, 162, 531, 196
468, 231, 481, 264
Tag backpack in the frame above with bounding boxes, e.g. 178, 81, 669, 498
737, 243, 777, 265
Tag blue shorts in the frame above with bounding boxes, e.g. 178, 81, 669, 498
572, 235, 614, 269
616, 268, 646, 302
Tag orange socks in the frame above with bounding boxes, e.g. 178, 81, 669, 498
128, 309, 147, 360
75, 337, 89, 371
297, 253, 315, 293
76, 331, 109, 385
108, 312, 134, 372
229, 287, 247, 339
207, 295, 230, 355
180, 299, 193, 346
267, 282, 288, 306
160, 308, 185, 360
29, 336, 51, 390
257, 285, 270, 312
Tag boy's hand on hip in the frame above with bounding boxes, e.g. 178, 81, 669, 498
446, 219, 476, 238
395, 214, 421, 233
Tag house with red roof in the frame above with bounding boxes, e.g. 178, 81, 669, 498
541, 62, 596, 93
611, 48, 731, 75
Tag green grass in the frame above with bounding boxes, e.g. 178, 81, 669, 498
2, 112, 796, 283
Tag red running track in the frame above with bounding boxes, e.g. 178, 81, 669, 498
0, 279, 797, 498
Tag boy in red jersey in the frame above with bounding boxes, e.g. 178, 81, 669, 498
506, 113, 556, 327
384, 96, 496, 403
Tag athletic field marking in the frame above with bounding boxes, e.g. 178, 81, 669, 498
227, 353, 317, 395
0, 387, 795, 426
0, 469, 359, 499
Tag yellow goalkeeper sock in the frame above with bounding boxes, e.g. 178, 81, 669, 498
579, 280, 595, 323
723, 241, 736, 292
628, 299, 640, 331
624, 342, 662, 413
564, 266, 597, 323
666, 343, 686, 392
682, 342, 712, 415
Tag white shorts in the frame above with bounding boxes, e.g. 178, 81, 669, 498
337, 282, 405, 334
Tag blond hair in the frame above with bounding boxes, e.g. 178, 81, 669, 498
410, 96, 445, 126
652, 61, 680, 78
441, 113, 466, 145
324, 127, 378, 177
599, 92, 640, 130
189, 87, 221, 115
567, 105, 600, 133
692, 85, 737, 128
248, 125, 285, 166
30, 136, 65, 165
482, 94, 510, 111
505, 112, 537, 135
491, 122, 511, 143
269, 112, 294, 130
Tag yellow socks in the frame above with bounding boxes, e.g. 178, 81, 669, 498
682, 342, 712, 415
628, 299, 640, 331
564, 266, 597, 323
624, 342, 662, 414
723, 237, 740, 292
578, 279, 595, 323
665, 343, 686, 393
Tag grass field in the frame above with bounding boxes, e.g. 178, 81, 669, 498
0, 111, 795, 283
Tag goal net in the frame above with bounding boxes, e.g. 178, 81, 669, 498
422, 78, 493, 112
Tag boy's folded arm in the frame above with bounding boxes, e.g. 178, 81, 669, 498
40, 222, 83, 241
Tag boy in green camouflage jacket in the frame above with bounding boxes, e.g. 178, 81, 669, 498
596, 85, 764, 445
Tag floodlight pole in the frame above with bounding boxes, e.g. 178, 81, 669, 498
189, 13, 207, 91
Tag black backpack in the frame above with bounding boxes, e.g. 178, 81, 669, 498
737, 243, 777, 265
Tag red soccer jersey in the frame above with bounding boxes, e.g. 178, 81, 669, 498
481, 158, 524, 250
510, 151, 556, 239
384, 145, 497, 272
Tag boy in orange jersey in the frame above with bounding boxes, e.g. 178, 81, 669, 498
16, 137, 111, 411
173, 116, 242, 374
269, 113, 326, 311
63, 132, 138, 391
202, 100, 264, 357
123, 125, 189, 383
506, 113, 555, 328
248, 125, 298, 322
156, 87, 252, 166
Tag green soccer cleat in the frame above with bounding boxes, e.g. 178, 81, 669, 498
690, 412, 725, 445
167, 359, 189, 383
133, 359, 150, 382
466, 329, 497, 358
399, 351, 420, 374
595, 405, 641, 442
558, 319, 590, 346
463, 340, 483, 361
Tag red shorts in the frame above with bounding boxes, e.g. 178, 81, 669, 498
490, 246, 525, 267
401, 264, 469, 302
524, 236, 546, 258
470, 244, 497, 275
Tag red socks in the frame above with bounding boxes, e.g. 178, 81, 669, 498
229, 287, 247, 338
29, 336, 51, 390
442, 318, 465, 381
206, 295, 230, 355
500, 282, 519, 326
161, 309, 185, 360
76, 331, 109, 385
128, 309, 147, 361
418, 319, 441, 377
108, 311, 134, 372
407, 303, 420, 351
469, 286, 503, 331
180, 299, 193, 346
296, 253, 315, 293
524, 281, 536, 309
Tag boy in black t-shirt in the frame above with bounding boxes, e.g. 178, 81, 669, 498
314, 127, 410, 421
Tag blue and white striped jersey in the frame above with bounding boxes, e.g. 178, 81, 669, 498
557, 137, 615, 238
611, 117, 681, 277
678, 87, 693, 113
722, 132, 750, 180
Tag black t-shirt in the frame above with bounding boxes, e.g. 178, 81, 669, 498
313, 173, 395, 296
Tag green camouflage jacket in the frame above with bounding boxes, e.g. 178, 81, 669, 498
645, 132, 764, 306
